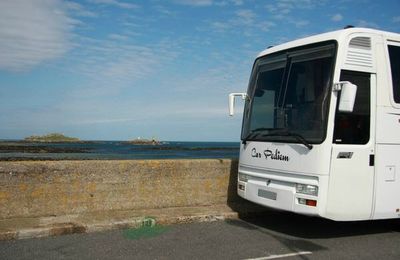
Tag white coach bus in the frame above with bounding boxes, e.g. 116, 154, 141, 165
229, 27, 400, 221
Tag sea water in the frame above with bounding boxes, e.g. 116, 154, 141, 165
0, 141, 240, 160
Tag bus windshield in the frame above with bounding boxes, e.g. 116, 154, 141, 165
242, 42, 336, 144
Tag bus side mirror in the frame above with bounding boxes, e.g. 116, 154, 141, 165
334, 81, 357, 113
229, 93, 248, 116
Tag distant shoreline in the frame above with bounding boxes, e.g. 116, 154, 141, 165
0, 140, 166, 145
9, 133, 167, 146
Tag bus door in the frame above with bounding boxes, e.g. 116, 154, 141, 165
327, 70, 376, 220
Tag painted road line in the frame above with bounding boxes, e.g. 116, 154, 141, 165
245, 251, 312, 260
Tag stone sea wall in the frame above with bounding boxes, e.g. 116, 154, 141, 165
0, 159, 239, 219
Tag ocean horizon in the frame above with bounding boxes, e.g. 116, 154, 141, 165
0, 140, 240, 161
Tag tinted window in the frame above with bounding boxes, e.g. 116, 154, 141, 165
333, 71, 370, 144
388, 45, 400, 103
248, 60, 286, 131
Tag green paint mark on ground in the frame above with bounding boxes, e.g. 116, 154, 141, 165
123, 225, 170, 240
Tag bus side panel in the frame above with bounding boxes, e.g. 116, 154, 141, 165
373, 37, 400, 219
373, 106, 400, 219
374, 145, 400, 219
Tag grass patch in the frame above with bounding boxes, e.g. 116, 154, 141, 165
123, 225, 170, 240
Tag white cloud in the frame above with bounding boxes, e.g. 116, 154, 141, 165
108, 33, 129, 40
236, 9, 256, 26
210, 8, 275, 35
292, 19, 309, 28
265, 2, 292, 15
265, 0, 324, 19
154, 5, 177, 17
170, 0, 243, 7
172, 0, 213, 6
231, 0, 243, 5
259, 21, 276, 32
331, 13, 343, 22
215, 0, 243, 6
88, 0, 139, 9
0, 0, 74, 71
65, 36, 180, 91
211, 21, 231, 32
65, 1, 97, 17
357, 20, 379, 29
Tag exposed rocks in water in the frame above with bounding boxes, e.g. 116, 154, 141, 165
0, 144, 91, 154
126, 138, 163, 145
0, 157, 93, 161
24, 133, 80, 142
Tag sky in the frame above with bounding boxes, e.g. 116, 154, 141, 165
0, 0, 399, 142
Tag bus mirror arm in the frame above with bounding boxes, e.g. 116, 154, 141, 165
333, 81, 358, 113
229, 93, 248, 116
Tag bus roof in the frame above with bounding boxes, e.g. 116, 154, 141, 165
258, 27, 400, 58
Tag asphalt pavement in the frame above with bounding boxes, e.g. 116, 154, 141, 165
1, 210, 399, 260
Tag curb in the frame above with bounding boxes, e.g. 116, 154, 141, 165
0, 207, 253, 241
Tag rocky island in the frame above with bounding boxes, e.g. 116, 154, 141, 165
127, 138, 163, 145
0, 133, 90, 159
24, 133, 80, 142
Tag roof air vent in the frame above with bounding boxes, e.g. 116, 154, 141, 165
345, 36, 373, 70
349, 37, 371, 50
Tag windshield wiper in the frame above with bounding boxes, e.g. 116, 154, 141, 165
242, 128, 273, 145
242, 127, 286, 144
262, 130, 313, 150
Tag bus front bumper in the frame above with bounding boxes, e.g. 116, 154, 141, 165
237, 174, 320, 216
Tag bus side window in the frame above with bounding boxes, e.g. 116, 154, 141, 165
333, 71, 371, 144
388, 45, 400, 104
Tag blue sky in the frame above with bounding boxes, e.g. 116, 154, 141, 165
0, 0, 399, 141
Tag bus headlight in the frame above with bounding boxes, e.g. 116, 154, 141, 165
238, 173, 248, 182
296, 184, 318, 196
